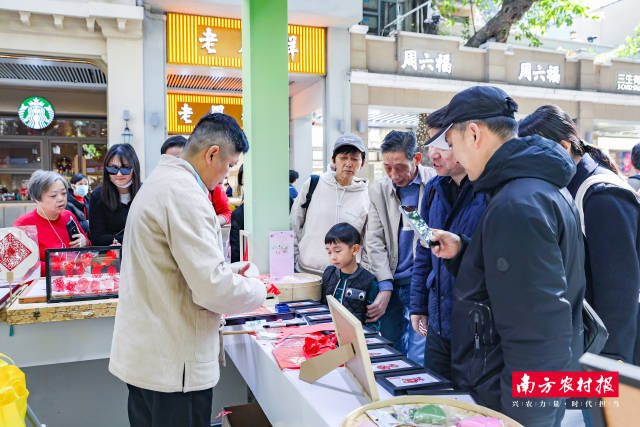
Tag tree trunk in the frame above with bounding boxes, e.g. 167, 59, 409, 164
465, 0, 537, 48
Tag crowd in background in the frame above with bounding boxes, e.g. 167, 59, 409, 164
10, 84, 640, 427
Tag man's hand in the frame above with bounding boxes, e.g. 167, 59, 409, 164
410, 314, 428, 337
366, 290, 391, 322
430, 229, 462, 259
70, 233, 88, 248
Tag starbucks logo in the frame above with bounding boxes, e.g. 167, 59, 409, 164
18, 97, 55, 129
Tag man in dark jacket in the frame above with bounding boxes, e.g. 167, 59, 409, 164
426, 86, 585, 427
409, 107, 487, 380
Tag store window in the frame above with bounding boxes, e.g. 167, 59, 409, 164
0, 116, 107, 201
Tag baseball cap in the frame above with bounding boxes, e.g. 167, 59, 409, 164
426, 86, 518, 150
333, 134, 366, 155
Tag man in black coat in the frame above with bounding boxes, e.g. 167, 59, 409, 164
426, 86, 586, 427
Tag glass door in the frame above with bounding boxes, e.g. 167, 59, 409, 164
0, 136, 44, 201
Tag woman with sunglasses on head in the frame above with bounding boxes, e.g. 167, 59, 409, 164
89, 144, 141, 246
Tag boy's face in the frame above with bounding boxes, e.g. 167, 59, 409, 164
325, 241, 360, 270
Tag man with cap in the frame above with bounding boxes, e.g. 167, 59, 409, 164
291, 134, 369, 275
425, 86, 585, 426
366, 130, 436, 364
409, 107, 487, 380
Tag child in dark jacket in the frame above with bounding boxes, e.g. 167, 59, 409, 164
321, 223, 379, 329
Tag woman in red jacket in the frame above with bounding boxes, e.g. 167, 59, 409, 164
14, 170, 90, 275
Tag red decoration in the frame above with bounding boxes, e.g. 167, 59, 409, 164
91, 265, 102, 275
51, 255, 65, 272
76, 266, 85, 276
64, 280, 77, 293
302, 334, 337, 359
107, 266, 117, 276
77, 278, 90, 293
106, 250, 118, 261
267, 284, 281, 296
89, 280, 100, 294
64, 263, 75, 277
53, 277, 65, 292
81, 253, 93, 267
0, 232, 33, 271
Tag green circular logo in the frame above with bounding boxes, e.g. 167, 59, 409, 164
18, 96, 55, 129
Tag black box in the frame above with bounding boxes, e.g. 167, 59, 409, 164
376, 368, 452, 396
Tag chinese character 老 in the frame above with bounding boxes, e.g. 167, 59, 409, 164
517, 373, 536, 394
288, 35, 299, 61
401, 49, 418, 71
547, 65, 561, 85
178, 103, 193, 124
533, 64, 546, 82
539, 377, 556, 394
419, 52, 435, 72
199, 27, 219, 54
436, 53, 453, 74
518, 62, 532, 81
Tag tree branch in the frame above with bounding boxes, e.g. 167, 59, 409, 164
465, 0, 537, 48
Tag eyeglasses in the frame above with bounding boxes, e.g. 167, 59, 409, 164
105, 165, 132, 175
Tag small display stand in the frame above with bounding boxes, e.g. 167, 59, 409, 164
299, 295, 379, 402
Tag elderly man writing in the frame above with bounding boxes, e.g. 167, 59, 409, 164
109, 113, 266, 426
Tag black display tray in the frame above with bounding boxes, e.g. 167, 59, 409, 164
376, 368, 452, 396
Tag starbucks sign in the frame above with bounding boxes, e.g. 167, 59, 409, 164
18, 96, 55, 129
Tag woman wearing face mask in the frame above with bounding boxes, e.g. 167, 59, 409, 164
66, 173, 91, 234
14, 170, 90, 275
89, 144, 141, 246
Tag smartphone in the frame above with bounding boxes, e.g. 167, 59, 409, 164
399, 205, 439, 247
66, 218, 80, 241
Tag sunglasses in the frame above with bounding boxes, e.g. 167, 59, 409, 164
105, 165, 132, 175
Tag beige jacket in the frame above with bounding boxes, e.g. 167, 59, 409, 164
109, 155, 266, 393
290, 171, 369, 275
366, 165, 436, 283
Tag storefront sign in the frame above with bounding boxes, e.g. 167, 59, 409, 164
400, 49, 453, 75
517, 62, 561, 85
18, 96, 55, 129
167, 93, 242, 134
616, 72, 640, 92
166, 13, 326, 75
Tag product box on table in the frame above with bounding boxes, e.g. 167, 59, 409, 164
376, 368, 452, 396
45, 246, 121, 303
371, 356, 423, 376
304, 312, 333, 324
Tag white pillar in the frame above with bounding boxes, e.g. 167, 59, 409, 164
292, 114, 314, 188
101, 20, 146, 176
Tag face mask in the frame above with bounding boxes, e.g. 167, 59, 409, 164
114, 180, 133, 189
75, 185, 89, 197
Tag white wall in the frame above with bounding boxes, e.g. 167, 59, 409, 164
291, 114, 313, 189
573, 0, 640, 47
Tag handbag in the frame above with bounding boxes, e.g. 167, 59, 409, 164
582, 299, 609, 354
0, 353, 29, 427
559, 188, 610, 354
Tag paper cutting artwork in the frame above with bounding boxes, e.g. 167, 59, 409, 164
0, 233, 32, 271
372, 360, 412, 373
387, 372, 439, 387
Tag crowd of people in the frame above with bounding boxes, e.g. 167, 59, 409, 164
291, 86, 640, 426
11, 84, 640, 426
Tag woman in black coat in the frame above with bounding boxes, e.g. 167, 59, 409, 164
89, 144, 141, 246
520, 105, 640, 364
66, 173, 91, 234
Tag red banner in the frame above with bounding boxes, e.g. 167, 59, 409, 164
512, 371, 619, 398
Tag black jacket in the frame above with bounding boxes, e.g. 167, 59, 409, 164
66, 188, 90, 234
89, 185, 131, 246
320, 265, 376, 323
567, 153, 640, 363
230, 204, 244, 263
449, 136, 585, 427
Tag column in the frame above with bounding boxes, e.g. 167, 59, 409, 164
101, 20, 146, 175
242, 0, 290, 272
142, 10, 167, 176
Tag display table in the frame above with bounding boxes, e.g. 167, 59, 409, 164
5, 296, 117, 326
223, 324, 393, 427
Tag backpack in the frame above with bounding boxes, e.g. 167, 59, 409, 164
559, 187, 610, 355
300, 175, 320, 210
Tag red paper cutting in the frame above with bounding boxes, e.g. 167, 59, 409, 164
0, 232, 32, 271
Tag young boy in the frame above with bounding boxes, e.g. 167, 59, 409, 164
321, 223, 379, 328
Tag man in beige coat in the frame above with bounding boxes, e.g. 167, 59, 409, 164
109, 113, 266, 426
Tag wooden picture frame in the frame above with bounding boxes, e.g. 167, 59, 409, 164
299, 295, 379, 402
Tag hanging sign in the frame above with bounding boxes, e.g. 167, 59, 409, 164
18, 96, 55, 129
166, 13, 326, 75
167, 93, 243, 134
